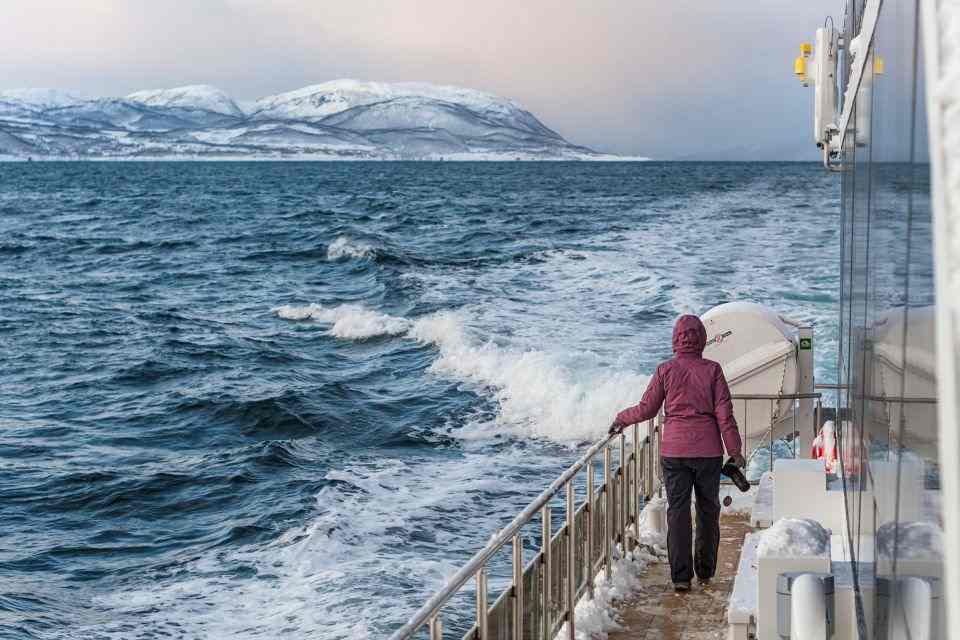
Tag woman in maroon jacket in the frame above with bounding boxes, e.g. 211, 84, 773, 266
610, 314, 746, 592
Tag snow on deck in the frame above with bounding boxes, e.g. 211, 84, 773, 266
728, 532, 760, 625
604, 515, 753, 640
749, 471, 774, 528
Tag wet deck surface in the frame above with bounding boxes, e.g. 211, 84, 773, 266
608, 515, 753, 640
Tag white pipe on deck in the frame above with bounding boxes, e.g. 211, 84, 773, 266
790, 573, 827, 640
889, 577, 932, 640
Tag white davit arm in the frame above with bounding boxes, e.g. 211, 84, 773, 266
793, 23, 839, 167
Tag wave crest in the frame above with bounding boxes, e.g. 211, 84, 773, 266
326, 236, 375, 261
409, 311, 649, 442
274, 303, 411, 340
276, 304, 649, 442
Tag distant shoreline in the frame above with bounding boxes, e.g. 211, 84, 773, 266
0, 155, 653, 162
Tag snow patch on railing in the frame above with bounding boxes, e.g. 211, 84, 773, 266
554, 545, 657, 640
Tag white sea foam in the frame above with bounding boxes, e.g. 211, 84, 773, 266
274, 303, 410, 339
273, 302, 326, 321
91, 451, 557, 640
327, 235, 375, 261
408, 311, 650, 442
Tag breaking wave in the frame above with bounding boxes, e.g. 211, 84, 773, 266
277, 304, 650, 443
326, 236, 375, 261
273, 303, 411, 339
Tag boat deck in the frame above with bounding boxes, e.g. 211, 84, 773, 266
608, 514, 753, 640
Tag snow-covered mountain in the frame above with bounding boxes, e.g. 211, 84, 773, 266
0, 88, 82, 110
127, 85, 244, 118
0, 80, 614, 160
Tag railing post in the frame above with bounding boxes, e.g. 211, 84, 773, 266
476, 568, 488, 640
541, 505, 551, 640
586, 458, 594, 599
815, 398, 822, 440
619, 433, 627, 551
645, 419, 654, 500
639, 439, 646, 503
769, 398, 775, 472
656, 411, 664, 498
742, 398, 747, 465
565, 481, 576, 640
632, 423, 640, 534
792, 399, 798, 458
513, 534, 524, 640
603, 445, 612, 581
429, 615, 442, 640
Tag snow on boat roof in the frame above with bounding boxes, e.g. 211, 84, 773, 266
757, 518, 830, 558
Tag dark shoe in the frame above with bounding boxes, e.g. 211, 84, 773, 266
698, 576, 711, 586
674, 581, 691, 592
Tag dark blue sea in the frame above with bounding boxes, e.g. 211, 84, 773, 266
0, 162, 839, 639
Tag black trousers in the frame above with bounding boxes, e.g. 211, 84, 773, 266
661, 456, 722, 583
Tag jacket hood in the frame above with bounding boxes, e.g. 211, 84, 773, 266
672, 314, 707, 356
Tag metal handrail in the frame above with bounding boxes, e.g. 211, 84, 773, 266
388, 419, 655, 640
874, 396, 937, 404
815, 383, 847, 390
730, 393, 822, 400
815, 383, 937, 404
728, 392, 823, 471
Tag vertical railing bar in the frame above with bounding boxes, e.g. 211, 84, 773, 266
603, 445, 612, 581
647, 419, 654, 499
639, 436, 645, 502
657, 411, 664, 497
476, 568, 488, 640
793, 398, 798, 458
565, 481, 576, 640
632, 423, 640, 539
643, 422, 648, 500
429, 615, 442, 640
513, 534, 524, 640
541, 505, 551, 640
619, 433, 627, 551
816, 398, 822, 451
586, 457, 594, 599
769, 399, 775, 472
742, 398, 747, 462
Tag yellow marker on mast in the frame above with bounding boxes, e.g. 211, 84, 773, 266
795, 43, 813, 86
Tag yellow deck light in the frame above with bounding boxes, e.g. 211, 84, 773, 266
795, 43, 813, 86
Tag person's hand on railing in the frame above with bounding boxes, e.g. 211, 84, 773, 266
608, 419, 627, 436
730, 453, 747, 469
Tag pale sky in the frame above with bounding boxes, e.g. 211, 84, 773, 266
1, 0, 839, 159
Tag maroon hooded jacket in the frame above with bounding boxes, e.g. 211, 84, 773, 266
615, 315, 742, 458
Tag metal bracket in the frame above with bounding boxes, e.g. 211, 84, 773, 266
834, 0, 884, 156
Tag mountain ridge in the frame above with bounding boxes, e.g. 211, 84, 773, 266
0, 80, 632, 160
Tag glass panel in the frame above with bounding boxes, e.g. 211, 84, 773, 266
836, 0, 942, 636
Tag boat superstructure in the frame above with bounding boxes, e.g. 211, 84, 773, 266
388, 0, 958, 637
